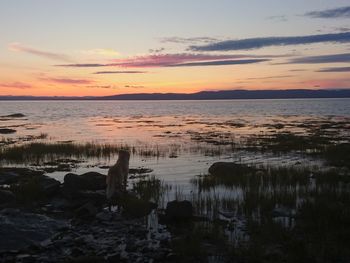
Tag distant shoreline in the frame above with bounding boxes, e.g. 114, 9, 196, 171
1, 89, 350, 101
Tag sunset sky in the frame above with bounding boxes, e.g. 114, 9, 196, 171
0, 0, 350, 96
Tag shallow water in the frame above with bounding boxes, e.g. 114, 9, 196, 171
1, 98, 349, 186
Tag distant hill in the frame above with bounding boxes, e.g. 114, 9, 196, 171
1, 89, 350, 100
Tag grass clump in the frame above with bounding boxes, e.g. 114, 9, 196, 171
0, 142, 129, 163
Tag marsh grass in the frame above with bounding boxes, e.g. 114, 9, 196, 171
323, 143, 350, 168
0, 142, 128, 163
0, 142, 179, 164
187, 163, 350, 262
132, 176, 170, 207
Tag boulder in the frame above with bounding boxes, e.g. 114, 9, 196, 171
0, 168, 44, 185
121, 194, 157, 218
0, 208, 67, 251
64, 172, 106, 193
165, 200, 193, 221
208, 162, 253, 177
37, 176, 61, 197
11, 175, 61, 202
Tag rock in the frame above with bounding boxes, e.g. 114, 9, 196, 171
95, 210, 112, 221
75, 190, 106, 205
11, 175, 61, 203
37, 176, 61, 197
0, 209, 67, 251
0, 190, 15, 205
165, 200, 193, 221
121, 194, 157, 218
63, 172, 106, 194
74, 202, 98, 219
208, 162, 253, 177
1, 113, 25, 118
0, 128, 16, 134
0, 168, 44, 185
16, 254, 38, 263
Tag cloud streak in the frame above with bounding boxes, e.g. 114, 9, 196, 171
39, 77, 93, 85
288, 53, 350, 64
0, 82, 32, 89
86, 85, 118, 89
160, 37, 219, 44
57, 53, 272, 68
93, 70, 147, 74
190, 32, 350, 51
8, 43, 73, 62
166, 59, 269, 67
304, 6, 350, 19
317, 67, 350, 72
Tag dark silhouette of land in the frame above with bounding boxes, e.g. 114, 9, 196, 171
1, 89, 350, 100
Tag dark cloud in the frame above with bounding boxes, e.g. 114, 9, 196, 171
190, 32, 350, 51
166, 59, 269, 67
304, 6, 350, 18
56, 63, 106, 67
93, 71, 147, 74
317, 67, 350, 72
57, 53, 274, 68
288, 53, 350, 64
149, 48, 165, 53
160, 37, 219, 44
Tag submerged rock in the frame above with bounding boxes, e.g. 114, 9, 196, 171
1, 113, 26, 118
164, 200, 193, 221
0, 209, 68, 251
0, 128, 16, 134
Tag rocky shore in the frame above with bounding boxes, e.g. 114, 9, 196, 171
0, 167, 174, 263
